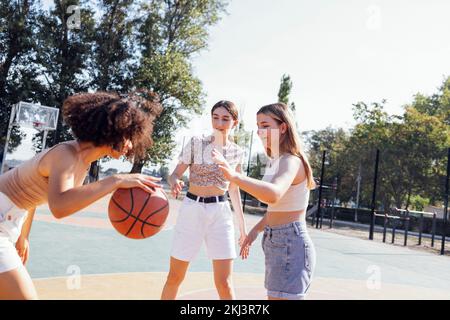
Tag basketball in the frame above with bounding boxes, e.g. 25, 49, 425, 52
108, 187, 169, 239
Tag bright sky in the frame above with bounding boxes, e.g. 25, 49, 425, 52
9, 0, 450, 172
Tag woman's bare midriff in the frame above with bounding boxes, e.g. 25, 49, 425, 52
188, 184, 227, 197
188, 183, 308, 227
266, 210, 306, 226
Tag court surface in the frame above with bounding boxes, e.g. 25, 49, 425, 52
26, 193, 450, 300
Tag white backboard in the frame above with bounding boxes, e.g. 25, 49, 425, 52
15, 102, 59, 130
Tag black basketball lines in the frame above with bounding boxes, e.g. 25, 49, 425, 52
111, 188, 169, 238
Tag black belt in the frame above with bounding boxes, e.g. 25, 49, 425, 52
186, 192, 227, 203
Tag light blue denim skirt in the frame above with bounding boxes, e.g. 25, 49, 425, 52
262, 221, 316, 300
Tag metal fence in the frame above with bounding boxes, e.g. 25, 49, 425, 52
305, 148, 449, 255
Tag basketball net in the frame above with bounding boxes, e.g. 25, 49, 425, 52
32, 121, 45, 131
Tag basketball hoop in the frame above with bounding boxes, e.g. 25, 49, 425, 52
1, 102, 59, 174
32, 121, 46, 131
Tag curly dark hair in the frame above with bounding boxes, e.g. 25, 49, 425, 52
62, 90, 162, 161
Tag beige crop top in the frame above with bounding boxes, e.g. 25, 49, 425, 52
0, 142, 88, 210
261, 154, 310, 212
178, 135, 245, 191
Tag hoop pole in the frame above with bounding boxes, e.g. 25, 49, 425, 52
369, 149, 380, 240
316, 150, 326, 229
42, 129, 49, 150
441, 148, 450, 255
355, 162, 361, 222
1, 104, 17, 174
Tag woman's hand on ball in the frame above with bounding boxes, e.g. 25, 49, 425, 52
114, 174, 162, 193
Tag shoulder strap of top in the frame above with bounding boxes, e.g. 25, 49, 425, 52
45, 141, 78, 156
34, 141, 78, 169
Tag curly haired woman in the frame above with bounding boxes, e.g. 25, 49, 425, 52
0, 91, 162, 300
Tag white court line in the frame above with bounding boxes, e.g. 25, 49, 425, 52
178, 285, 265, 298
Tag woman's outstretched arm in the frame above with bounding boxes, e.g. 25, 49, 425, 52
168, 163, 189, 198
16, 207, 36, 265
47, 146, 161, 219
228, 165, 247, 244
212, 149, 301, 204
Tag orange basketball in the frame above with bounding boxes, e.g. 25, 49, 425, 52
108, 187, 169, 239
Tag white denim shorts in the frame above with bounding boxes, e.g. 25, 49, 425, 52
171, 196, 237, 261
0, 192, 28, 273
0, 235, 24, 274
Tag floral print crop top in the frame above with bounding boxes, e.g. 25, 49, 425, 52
178, 135, 245, 191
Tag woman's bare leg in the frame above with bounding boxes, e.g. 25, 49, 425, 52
0, 266, 37, 300
212, 259, 235, 300
161, 257, 190, 300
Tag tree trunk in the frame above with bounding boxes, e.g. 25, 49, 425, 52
131, 160, 144, 173
405, 184, 413, 210
89, 161, 100, 182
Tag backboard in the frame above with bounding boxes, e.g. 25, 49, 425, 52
15, 101, 59, 130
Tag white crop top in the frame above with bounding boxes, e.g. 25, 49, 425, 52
261, 155, 310, 212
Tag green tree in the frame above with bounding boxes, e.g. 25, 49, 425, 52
303, 127, 350, 202
341, 99, 448, 211
437, 77, 450, 125
402, 82, 450, 205
158, 165, 170, 182
248, 153, 266, 180
277, 74, 296, 112
131, 0, 228, 172
301, 77, 450, 212
87, 0, 137, 179
409, 195, 430, 211
410, 76, 450, 125
1, 0, 229, 175
0, 0, 42, 155
90, 0, 136, 92
378, 109, 447, 210
33, 0, 96, 148
135, 50, 203, 169
137, 0, 228, 57
346, 101, 393, 209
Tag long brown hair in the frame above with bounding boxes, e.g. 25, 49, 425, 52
257, 103, 315, 189
211, 100, 239, 121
